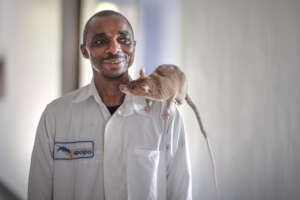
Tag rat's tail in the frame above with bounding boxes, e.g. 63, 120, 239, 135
185, 94, 207, 138
185, 94, 220, 200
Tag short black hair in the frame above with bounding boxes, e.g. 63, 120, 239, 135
82, 10, 134, 45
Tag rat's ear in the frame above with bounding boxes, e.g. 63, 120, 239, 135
139, 68, 145, 79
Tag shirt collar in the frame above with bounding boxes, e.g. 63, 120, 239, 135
72, 79, 100, 104
72, 79, 150, 117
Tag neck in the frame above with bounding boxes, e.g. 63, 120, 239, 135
93, 72, 130, 107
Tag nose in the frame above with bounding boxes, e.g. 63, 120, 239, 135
105, 39, 121, 55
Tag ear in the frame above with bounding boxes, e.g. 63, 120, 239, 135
139, 68, 145, 79
80, 44, 89, 59
143, 85, 150, 93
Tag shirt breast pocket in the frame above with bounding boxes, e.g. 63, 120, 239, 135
127, 149, 160, 200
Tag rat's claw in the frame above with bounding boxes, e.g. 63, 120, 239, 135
162, 112, 171, 119
144, 105, 151, 112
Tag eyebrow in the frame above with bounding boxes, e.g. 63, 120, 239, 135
91, 31, 131, 40
119, 31, 130, 36
92, 33, 106, 40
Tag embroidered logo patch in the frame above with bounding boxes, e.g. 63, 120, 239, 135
54, 141, 94, 160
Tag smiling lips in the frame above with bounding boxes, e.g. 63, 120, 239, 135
102, 58, 126, 65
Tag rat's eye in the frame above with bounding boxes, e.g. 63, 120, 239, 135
129, 84, 136, 89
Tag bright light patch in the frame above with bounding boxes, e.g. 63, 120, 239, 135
95, 2, 119, 12
143, 85, 150, 93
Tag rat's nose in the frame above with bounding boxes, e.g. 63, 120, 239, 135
119, 84, 128, 92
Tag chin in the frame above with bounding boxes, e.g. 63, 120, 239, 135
103, 72, 127, 80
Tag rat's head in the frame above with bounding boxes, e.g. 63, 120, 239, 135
119, 68, 152, 97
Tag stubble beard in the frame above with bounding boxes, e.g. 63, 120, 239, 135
92, 64, 129, 81
102, 71, 127, 80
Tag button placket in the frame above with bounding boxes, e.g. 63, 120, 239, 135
103, 114, 125, 199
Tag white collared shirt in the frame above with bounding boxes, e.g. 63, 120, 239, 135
28, 80, 192, 200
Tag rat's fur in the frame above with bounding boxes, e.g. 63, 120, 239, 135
120, 64, 188, 117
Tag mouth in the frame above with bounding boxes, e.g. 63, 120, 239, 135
102, 58, 126, 65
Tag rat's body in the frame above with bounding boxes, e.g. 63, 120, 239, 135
120, 64, 220, 200
122, 64, 189, 117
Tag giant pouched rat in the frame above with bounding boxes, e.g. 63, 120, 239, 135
119, 64, 220, 200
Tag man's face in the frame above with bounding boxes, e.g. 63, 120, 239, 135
81, 15, 136, 79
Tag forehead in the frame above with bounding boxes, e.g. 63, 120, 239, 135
87, 15, 133, 39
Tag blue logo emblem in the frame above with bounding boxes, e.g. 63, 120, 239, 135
54, 141, 94, 160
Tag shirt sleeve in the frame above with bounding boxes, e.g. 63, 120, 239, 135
28, 106, 54, 200
165, 106, 192, 200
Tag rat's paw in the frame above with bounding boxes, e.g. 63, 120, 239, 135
175, 99, 183, 105
144, 105, 151, 112
162, 112, 171, 119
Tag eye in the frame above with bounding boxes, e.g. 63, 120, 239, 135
93, 39, 107, 46
118, 37, 132, 45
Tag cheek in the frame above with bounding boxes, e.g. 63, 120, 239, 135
89, 56, 100, 68
125, 46, 135, 65
88, 49, 104, 66
89, 48, 103, 59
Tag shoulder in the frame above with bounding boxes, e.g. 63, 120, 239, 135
45, 85, 90, 115
149, 100, 184, 131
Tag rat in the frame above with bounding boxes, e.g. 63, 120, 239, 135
119, 64, 220, 200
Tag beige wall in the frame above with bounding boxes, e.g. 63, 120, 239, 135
0, 0, 61, 199
181, 0, 300, 199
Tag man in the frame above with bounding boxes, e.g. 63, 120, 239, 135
28, 10, 192, 200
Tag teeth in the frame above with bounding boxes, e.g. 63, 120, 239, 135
104, 59, 124, 64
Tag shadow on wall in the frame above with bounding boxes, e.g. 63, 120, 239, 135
0, 181, 20, 200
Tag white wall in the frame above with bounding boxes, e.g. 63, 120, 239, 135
0, 0, 61, 199
181, 0, 300, 199
138, 0, 181, 74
